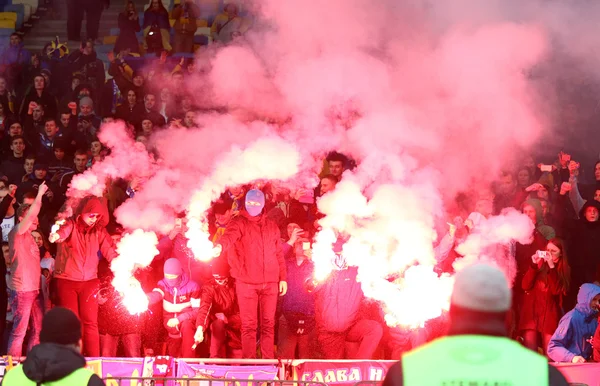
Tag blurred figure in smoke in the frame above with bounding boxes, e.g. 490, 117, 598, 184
211, 200, 233, 242
494, 171, 528, 215
212, 189, 287, 359
278, 236, 316, 359
325, 152, 348, 181
147, 258, 200, 358
194, 260, 242, 358
383, 264, 568, 385
307, 250, 383, 359
49, 196, 118, 356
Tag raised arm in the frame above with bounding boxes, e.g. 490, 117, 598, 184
17, 182, 47, 235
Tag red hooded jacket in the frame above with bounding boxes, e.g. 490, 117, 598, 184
217, 211, 286, 284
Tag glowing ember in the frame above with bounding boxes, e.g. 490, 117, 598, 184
50, 219, 66, 234
310, 228, 338, 282
111, 229, 159, 315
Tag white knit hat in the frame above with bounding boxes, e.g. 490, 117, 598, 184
451, 263, 511, 312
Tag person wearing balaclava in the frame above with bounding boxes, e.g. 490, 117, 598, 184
193, 259, 242, 358
49, 195, 118, 357
212, 188, 287, 359
147, 258, 201, 358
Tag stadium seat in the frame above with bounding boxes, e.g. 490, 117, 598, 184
0, 19, 16, 30
1, 5, 24, 29
103, 35, 117, 45
12, 0, 37, 14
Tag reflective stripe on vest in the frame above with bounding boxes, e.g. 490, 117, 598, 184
2, 365, 94, 386
403, 335, 549, 386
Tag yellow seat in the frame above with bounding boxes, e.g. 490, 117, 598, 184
196, 19, 208, 27
103, 36, 117, 45
0, 12, 17, 22
0, 19, 16, 29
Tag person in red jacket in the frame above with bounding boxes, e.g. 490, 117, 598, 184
193, 261, 242, 358
49, 196, 118, 356
213, 189, 287, 359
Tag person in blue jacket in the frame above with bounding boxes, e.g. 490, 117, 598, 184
547, 283, 600, 363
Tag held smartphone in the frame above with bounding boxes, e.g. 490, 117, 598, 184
540, 164, 553, 172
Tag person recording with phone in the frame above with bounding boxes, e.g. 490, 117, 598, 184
519, 239, 570, 355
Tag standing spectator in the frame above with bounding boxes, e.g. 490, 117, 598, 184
115, 89, 138, 123
519, 238, 570, 354
147, 258, 201, 358
278, 237, 316, 359
325, 152, 347, 181
194, 262, 242, 358
67, 0, 109, 43
211, 3, 244, 44
1, 307, 105, 386
214, 189, 287, 359
0, 181, 17, 242
494, 171, 528, 214
6, 183, 48, 357
143, 0, 172, 53
172, 0, 200, 53
58, 149, 89, 196
548, 283, 600, 363
48, 140, 74, 181
383, 264, 568, 385
0, 34, 30, 90
68, 40, 106, 93
49, 196, 118, 356
36, 117, 65, 162
308, 256, 382, 359
116, 1, 141, 54
133, 93, 166, 127
19, 76, 57, 122
0, 135, 27, 185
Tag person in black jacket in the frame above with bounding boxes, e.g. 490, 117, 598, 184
115, 1, 141, 53
68, 41, 106, 93
0, 307, 105, 386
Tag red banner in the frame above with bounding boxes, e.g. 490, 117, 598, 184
294, 361, 394, 385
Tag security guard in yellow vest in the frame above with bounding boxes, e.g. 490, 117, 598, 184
1, 307, 105, 386
383, 264, 569, 386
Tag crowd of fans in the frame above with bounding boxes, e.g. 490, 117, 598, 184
0, 0, 597, 366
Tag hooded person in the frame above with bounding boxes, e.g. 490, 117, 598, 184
212, 188, 287, 359
147, 258, 201, 358
193, 259, 242, 358
555, 190, 600, 310
522, 199, 556, 241
49, 196, 118, 357
1, 307, 105, 386
548, 283, 600, 363
383, 264, 569, 386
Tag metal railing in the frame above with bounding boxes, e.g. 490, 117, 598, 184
102, 377, 330, 386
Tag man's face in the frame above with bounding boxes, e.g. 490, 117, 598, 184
74, 154, 88, 172
328, 160, 344, 177
184, 111, 195, 127
34, 76, 45, 90
10, 35, 20, 47
82, 212, 99, 226
90, 141, 102, 156
537, 187, 549, 201
80, 103, 93, 116
127, 90, 137, 105
591, 294, 600, 312
9, 123, 22, 136
144, 95, 156, 110
133, 75, 144, 87
72, 78, 80, 90
539, 200, 549, 216
54, 148, 65, 160
595, 163, 600, 181
60, 114, 70, 127
83, 42, 93, 55
32, 231, 43, 247
182, 97, 192, 110
33, 107, 43, 121
522, 204, 537, 223
517, 169, 530, 187
594, 190, 600, 202
102, 117, 115, 125
142, 120, 153, 136
34, 169, 47, 180
24, 158, 34, 174
497, 174, 516, 195
44, 120, 58, 137
585, 206, 599, 223
320, 178, 336, 195
11, 138, 25, 155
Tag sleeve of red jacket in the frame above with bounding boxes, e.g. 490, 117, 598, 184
217, 218, 243, 253
195, 284, 216, 330
177, 283, 201, 323
55, 219, 75, 242
275, 230, 287, 282
99, 228, 118, 262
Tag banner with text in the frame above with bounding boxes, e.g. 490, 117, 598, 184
294, 361, 394, 385
177, 361, 279, 386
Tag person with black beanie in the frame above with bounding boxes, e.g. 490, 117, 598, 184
1, 307, 105, 385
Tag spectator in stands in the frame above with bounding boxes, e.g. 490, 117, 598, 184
0, 135, 27, 185
494, 171, 528, 214
22, 154, 36, 183
116, 1, 141, 54
6, 183, 48, 357
147, 258, 201, 358
0, 76, 15, 114
140, 118, 155, 138
49, 196, 118, 356
383, 264, 568, 385
68, 40, 106, 93
19, 75, 57, 122
116, 89, 139, 122
1, 307, 104, 386
308, 251, 383, 359
36, 117, 65, 162
326, 152, 347, 181
278, 237, 315, 358
59, 149, 89, 194
0, 120, 23, 159
548, 283, 600, 363
133, 93, 166, 127
143, 0, 172, 53
17, 163, 57, 212
194, 261, 242, 358
213, 189, 287, 359
0, 34, 30, 90
79, 96, 101, 132
211, 3, 245, 44
58, 104, 79, 143
24, 102, 46, 145
0, 101, 14, 134
48, 140, 74, 180
0, 181, 17, 242
519, 238, 570, 354
172, 0, 200, 53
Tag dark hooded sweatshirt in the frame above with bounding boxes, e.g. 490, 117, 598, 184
0, 343, 104, 386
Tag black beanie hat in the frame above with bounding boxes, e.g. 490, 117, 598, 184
40, 307, 81, 345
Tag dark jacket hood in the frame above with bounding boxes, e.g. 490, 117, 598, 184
579, 200, 600, 227
22, 343, 86, 383
575, 283, 600, 317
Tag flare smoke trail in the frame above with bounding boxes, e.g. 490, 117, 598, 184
65, 0, 599, 322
